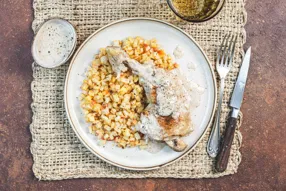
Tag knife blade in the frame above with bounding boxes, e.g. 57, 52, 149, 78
215, 47, 251, 172
230, 47, 251, 115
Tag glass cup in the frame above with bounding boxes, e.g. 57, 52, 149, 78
167, 0, 225, 22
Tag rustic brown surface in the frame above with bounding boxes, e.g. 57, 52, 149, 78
0, 0, 285, 190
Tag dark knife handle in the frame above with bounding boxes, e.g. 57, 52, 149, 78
215, 117, 237, 172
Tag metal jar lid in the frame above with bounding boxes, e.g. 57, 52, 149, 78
32, 19, 77, 68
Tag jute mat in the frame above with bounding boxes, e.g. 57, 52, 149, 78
30, 0, 246, 180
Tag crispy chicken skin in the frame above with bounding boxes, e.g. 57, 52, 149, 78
157, 113, 192, 137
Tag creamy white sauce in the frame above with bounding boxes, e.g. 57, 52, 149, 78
188, 81, 205, 108
188, 62, 197, 71
33, 19, 76, 68
173, 45, 184, 59
145, 139, 165, 153
135, 106, 164, 141
156, 87, 176, 116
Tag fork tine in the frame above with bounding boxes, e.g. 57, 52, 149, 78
228, 35, 238, 68
224, 35, 235, 67
216, 35, 227, 68
220, 34, 231, 66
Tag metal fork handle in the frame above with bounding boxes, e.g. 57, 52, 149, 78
207, 79, 225, 158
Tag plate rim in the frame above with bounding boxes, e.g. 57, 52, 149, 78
64, 17, 217, 171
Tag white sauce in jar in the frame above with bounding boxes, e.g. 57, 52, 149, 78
32, 19, 77, 68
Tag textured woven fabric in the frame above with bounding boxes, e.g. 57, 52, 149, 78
30, 0, 247, 180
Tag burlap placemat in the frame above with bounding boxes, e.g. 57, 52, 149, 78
30, 0, 246, 180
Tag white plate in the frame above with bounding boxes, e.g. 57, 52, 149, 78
65, 18, 217, 170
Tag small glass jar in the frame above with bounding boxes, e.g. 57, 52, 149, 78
167, 0, 225, 22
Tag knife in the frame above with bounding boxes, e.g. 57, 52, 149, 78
215, 47, 251, 172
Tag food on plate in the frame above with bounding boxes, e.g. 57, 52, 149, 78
80, 37, 178, 148
80, 36, 203, 152
107, 46, 196, 151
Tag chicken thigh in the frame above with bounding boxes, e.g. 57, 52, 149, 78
106, 46, 194, 151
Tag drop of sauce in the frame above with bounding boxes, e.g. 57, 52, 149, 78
173, 45, 184, 59
145, 139, 165, 153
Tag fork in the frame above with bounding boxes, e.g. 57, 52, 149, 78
207, 34, 237, 158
